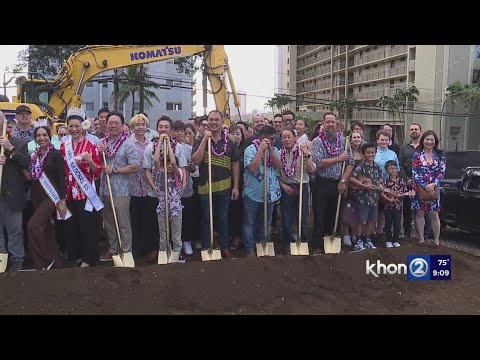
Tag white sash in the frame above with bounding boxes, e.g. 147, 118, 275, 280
65, 140, 104, 212
38, 173, 72, 220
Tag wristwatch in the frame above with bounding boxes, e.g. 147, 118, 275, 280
340, 179, 346, 184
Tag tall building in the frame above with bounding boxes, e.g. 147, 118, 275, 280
82, 59, 193, 123
276, 45, 478, 149
228, 90, 247, 117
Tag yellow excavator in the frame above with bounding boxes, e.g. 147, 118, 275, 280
0, 45, 240, 126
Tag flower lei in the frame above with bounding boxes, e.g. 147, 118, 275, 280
252, 138, 272, 166
210, 128, 230, 157
102, 131, 129, 158
30, 144, 54, 180
280, 144, 300, 178
318, 130, 340, 156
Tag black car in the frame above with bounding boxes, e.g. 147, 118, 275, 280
440, 166, 480, 234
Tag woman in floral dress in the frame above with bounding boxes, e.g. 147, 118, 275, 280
411, 130, 446, 245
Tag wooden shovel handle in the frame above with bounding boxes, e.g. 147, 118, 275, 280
102, 152, 123, 251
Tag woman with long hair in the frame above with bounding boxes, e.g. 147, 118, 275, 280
228, 124, 246, 250
341, 130, 364, 246
28, 126, 67, 270
412, 130, 446, 245
61, 113, 103, 267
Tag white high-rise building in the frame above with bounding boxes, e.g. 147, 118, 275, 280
276, 45, 478, 149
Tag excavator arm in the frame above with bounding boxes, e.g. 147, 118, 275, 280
32, 45, 239, 125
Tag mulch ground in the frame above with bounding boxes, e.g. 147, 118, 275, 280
1, 241, 478, 315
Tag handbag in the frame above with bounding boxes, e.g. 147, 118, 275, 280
418, 184, 440, 201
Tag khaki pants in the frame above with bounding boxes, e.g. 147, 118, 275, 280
158, 214, 182, 252
101, 196, 132, 254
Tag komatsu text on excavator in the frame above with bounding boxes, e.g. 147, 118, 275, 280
0, 45, 240, 126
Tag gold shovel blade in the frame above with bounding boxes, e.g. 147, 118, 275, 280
291, 242, 310, 256
324, 236, 341, 254
265, 242, 275, 257
256, 243, 265, 257
158, 251, 181, 265
122, 252, 135, 267
298, 242, 310, 256
0, 252, 8, 273
112, 254, 125, 267
201, 248, 222, 262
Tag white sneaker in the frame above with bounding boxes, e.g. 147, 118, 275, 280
385, 242, 394, 248
393, 242, 401, 248
364, 239, 376, 249
342, 235, 352, 246
183, 241, 193, 256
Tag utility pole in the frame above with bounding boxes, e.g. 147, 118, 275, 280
139, 65, 144, 113
113, 69, 119, 111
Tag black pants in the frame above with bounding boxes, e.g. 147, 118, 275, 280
403, 197, 412, 237
312, 178, 339, 250
271, 202, 278, 228
65, 199, 99, 266
228, 192, 243, 238
385, 208, 401, 242
182, 196, 199, 242
130, 196, 159, 256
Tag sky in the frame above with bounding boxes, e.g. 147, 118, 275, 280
0, 45, 275, 114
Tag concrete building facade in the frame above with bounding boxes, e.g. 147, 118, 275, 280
81, 59, 193, 124
276, 45, 478, 149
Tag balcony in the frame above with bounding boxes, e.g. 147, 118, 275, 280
297, 67, 331, 82
333, 62, 346, 72
297, 81, 331, 94
297, 53, 331, 70
352, 45, 408, 67
348, 65, 407, 85
297, 45, 330, 58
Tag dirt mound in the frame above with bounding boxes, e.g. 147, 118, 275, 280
1, 242, 479, 315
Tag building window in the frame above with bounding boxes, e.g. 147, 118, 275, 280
166, 102, 173, 110
166, 79, 174, 86
86, 82, 93, 87
390, 80, 395, 88
103, 102, 108, 108
85, 102, 94, 111
391, 61, 395, 68
174, 103, 182, 111
287, 70, 289, 76
287, 46, 290, 52
391, 45, 396, 48
173, 81, 182, 87
400, 56, 406, 62
287, 58, 289, 65
119, 105, 124, 111
102, 83, 108, 88
373, 64, 377, 68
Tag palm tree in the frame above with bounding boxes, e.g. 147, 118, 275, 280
113, 65, 163, 118
329, 97, 357, 129
265, 94, 291, 114
377, 85, 419, 143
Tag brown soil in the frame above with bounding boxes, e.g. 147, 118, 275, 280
1, 241, 479, 315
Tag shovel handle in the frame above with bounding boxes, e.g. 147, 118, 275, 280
0, 124, 7, 189
297, 152, 304, 244
263, 152, 268, 243
103, 152, 123, 251
332, 137, 350, 237
163, 137, 170, 256
208, 137, 214, 251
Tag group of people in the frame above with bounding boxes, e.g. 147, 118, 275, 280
0, 104, 446, 272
